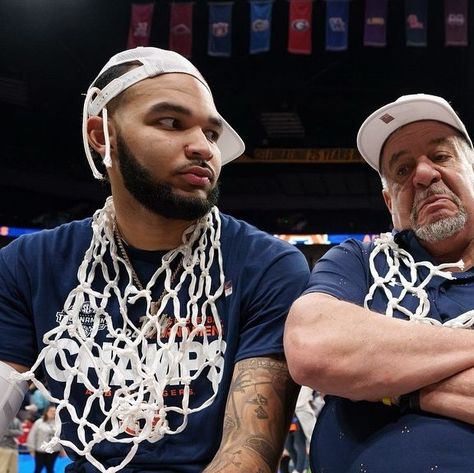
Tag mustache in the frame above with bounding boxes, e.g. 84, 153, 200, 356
413, 183, 459, 208
411, 183, 460, 221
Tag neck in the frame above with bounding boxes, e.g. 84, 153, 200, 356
113, 198, 197, 251
420, 234, 474, 271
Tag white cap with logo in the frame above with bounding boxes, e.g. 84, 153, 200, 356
357, 93, 473, 172
82, 47, 245, 179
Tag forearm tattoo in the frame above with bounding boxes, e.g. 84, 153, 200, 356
206, 356, 298, 472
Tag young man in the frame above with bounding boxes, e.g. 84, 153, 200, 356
0, 47, 309, 473
285, 94, 474, 472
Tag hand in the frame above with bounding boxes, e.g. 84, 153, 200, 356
420, 366, 474, 424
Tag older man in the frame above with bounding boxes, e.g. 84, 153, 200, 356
284, 94, 474, 472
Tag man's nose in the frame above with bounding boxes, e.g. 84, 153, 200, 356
412, 156, 441, 188
184, 128, 214, 161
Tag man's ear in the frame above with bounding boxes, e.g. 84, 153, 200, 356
382, 188, 392, 214
87, 116, 107, 156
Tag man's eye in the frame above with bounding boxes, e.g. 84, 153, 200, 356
395, 164, 410, 177
433, 153, 450, 162
158, 118, 180, 129
204, 129, 220, 142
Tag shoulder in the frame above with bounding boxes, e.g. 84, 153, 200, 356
219, 212, 306, 261
1, 219, 92, 260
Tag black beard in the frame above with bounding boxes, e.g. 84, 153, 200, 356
115, 134, 219, 220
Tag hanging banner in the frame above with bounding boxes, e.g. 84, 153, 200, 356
445, 0, 468, 46
288, 0, 313, 54
363, 0, 388, 47
249, 0, 273, 54
405, 0, 428, 46
325, 0, 350, 51
169, 2, 194, 58
127, 3, 155, 49
208, 2, 233, 57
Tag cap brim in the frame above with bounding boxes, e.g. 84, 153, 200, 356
218, 118, 245, 164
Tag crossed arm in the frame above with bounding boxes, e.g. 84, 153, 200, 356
284, 292, 474, 424
203, 355, 299, 473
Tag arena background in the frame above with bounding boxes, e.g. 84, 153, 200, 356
1, 0, 472, 264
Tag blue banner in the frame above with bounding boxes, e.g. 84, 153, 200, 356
208, 2, 233, 57
325, 0, 349, 51
405, 0, 428, 46
250, 1, 273, 54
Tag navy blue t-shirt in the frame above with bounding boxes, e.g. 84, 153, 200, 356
306, 230, 474, 473
0, 212, 309, 473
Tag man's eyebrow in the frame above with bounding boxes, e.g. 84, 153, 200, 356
428, 136, 454, 146
148, 101, 192, 116
385, 149, 408, 172
148, 101, 223, 130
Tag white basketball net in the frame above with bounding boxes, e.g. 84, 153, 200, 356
14, 196, 226, 473
365, 232, 474, 328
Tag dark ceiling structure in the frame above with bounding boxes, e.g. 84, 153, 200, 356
1, 0, 473, 234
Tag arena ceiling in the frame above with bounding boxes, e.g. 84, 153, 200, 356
1, 0, 473, 234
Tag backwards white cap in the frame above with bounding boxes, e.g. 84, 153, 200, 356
357, 93, 473, 172
82, 47, 245, 179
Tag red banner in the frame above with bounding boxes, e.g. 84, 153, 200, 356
288, 0, 313, 54
169, 2, 194, 58
127, 3, 155, 49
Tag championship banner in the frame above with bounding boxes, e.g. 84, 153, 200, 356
208, 2, 233, 57
325, 0, 350, 51
405, 0, 428, 47
169, 2, 194, 58
249, 0, 273, 54
288, 0, 313, 55
445, 0, 468, 46
127, 3, 155, 49
363, 0, 388, 47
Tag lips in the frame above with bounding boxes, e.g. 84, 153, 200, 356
178, 166, 214, 187
416, 194, 456, 220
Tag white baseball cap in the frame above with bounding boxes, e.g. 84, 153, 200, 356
357, 93, 473, 172
82, 47, 245, 179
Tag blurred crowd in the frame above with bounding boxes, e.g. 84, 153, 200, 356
0, 383, 63, 473
279, 387, 325, 473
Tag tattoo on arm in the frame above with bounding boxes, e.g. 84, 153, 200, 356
205, 355, 299, 472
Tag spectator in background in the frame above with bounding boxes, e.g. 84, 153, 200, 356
284, 415, 308, 473
295, 386, 318, 446
0, 417, 22, 473
29, 385, 50, 418
17, 413, 35, 454
27, 405, 62, 473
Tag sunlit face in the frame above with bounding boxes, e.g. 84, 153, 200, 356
108, 73, 223, 219
380, 120, 474, 243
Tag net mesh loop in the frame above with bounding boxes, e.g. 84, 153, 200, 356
365, 232, 474, 327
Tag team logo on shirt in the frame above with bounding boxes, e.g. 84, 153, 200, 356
56, 301, 107, 336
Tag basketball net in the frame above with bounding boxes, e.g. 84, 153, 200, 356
13, 196, 226, 473
365, 232, 474, 327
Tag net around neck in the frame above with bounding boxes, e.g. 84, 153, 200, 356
365, 232, 474, 328
15, 196, 226, 473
